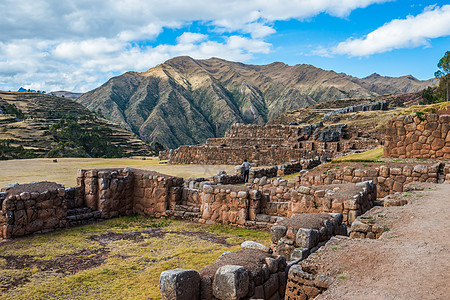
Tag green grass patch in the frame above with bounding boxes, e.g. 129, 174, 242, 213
0, 216, 270, 299
332, 147, 383, 163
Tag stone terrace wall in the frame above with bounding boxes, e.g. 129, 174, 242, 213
322, 100, 387, 120
225, 124, 301, 142
167, 145, 334, 165
162, 123, 380, 165
270, 213, 347, 260
297, 163, 442, 198
384, 113, 450, 158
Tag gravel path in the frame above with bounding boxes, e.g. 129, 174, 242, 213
307, 182, 450, 299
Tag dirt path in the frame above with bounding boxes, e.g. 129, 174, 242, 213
310, 182, 450, 299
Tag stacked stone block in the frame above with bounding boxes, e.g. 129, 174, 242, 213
444, 163, 450, 181
350, 215, 389, 239
78, 168, 134, 219
199, 185, 261, 226
298, 163, 442, 198
0, 184, 67, 239
384, 113, 450, 158
133, 172, 183, 218
160, 248, 287, 300
270, 213, 346, 260
285, 265, 333, 299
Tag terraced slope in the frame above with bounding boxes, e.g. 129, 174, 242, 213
0, 91, 154, 159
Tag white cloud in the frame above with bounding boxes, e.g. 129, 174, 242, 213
176, 32, 208, 44
332, 4, 450, 56
0, 0, 389, 92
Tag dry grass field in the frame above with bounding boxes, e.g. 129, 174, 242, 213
0, 216, 270, 299
0, 157, 236, 188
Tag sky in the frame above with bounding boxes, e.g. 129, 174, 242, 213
0, 0, 449, 93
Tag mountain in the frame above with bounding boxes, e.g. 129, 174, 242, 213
18, 87, 36, 93
77, 56, 436, 149
49, 91, 83, 99
0, 91, 155, 159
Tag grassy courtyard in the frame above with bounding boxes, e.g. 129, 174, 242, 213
0, 216, 270, 299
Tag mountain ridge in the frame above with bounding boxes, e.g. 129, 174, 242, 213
77, 56, 436, 149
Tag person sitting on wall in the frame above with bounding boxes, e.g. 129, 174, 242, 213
242, 159, 252, 183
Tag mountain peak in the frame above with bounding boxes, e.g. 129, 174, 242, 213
365, 73, 381, 79
77, 56, 435, 149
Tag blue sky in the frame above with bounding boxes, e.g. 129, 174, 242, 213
0, 0, 449, 92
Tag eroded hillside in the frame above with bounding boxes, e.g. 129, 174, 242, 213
77, 56, 436, 149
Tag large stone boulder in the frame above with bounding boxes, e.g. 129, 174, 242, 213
213, 265, 250, 300
160, 269, 200, 300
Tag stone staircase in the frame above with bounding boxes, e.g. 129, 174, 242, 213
66, 207, 102, 226
244, 213, 282, 229
165, 205, 201, 222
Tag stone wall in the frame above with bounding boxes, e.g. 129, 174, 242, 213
1, 163, 441, 241
250, 179, 377, 224
160, 246, 287, 300
78, 169, 134, 219
384, 113, 450, 159
166, 145, 334, 165
297, 163, 442, 198
1, 182, 69, 239
162, 123, 380, 165
0, 169, 183, 241
322, 100, 388, 120
270, 213, 347, 260
285, 264, 332, 299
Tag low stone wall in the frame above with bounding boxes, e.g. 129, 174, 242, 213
0, 182, 68, 239
350, 212, 390, 239
322, 100, 387, 120
297, 163, 442, 198
444, 163, 450, 181
285, 264, 333, 299
251, 179, 377, 224
0, 169, 184, 240
160, 246, 287, 300
384, 113, 450, 159
270, 213, 347, 260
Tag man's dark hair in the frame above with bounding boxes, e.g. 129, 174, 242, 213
244, 158, 247, 162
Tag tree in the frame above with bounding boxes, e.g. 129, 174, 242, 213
435, 51, 450, 102
421, 87, 437, 104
